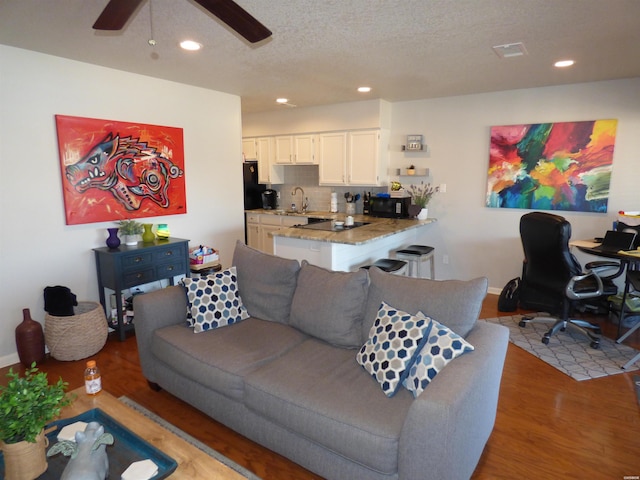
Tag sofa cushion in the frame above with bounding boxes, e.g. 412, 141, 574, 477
357, 302, 433, 397
244, 338, 413, 475
402, 319, 475, 398
232, 241, 300, 324
151, 318, 308, 401
182, 267, 249, 332
363, 267, 488, 343
289, 261, 369, 348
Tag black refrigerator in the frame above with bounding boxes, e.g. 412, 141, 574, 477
243, 161, 266, 243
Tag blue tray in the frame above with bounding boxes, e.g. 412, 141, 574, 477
0, 408, 177, 479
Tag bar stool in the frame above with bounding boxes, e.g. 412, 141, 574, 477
394, 245, 435, 279
361, 259, 408, 276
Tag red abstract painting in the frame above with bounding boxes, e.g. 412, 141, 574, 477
486, 119, 617, 212
56, 115, 186, 225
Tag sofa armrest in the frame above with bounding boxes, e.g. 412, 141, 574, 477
133, 286, 187, 383
399, 321, 509, 480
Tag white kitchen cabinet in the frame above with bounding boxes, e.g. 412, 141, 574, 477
246, 213, 308, 253
318, 132, 348, 185
274, 135, 317, 165
243, 137, 284, 184
242, 138, 257, 161
319, 129, 388, 186
348, 130, 387, 186
256, 137, 285, 184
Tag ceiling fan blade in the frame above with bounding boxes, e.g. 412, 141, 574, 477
93, 0, 146, 30
194, 0, 272, 43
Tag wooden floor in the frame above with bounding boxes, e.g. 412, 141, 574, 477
2, 295, 639, 479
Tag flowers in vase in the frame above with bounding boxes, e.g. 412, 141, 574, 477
406, 182, 439, 208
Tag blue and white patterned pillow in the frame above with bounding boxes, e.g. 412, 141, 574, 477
356, 302, 433, 397
402, 319, 474, 398
181, 266, 249, 333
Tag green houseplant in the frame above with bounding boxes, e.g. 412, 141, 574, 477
118, 219, 143, 246
407, 182, 439, 220
0, 364, 72, 479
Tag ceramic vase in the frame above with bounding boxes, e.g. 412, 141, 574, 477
156, 223, 170, 239
142, 224, 155, 243
417, 208, 429, 220
15, 308, 45, 367
0, 429, 48, 480
124, 235, 138, 246
105, 227, 120, 249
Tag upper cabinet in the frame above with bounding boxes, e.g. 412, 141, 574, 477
242, 138, 258, 161
243, 137, 284, 184
244, 128, 389, 186
319, 129, 388, 186
274, 135, 318, 165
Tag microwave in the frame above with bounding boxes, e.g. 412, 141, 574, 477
369, 196, 411, 218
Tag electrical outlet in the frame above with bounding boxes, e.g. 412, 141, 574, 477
439, 183, 447, 193
443, 254, 449, 264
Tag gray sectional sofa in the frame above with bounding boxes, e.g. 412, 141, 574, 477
133, 241, 509, 480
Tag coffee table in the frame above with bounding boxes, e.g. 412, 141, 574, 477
58, 387, 247, 479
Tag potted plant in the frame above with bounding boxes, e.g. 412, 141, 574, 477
407, 182, 439, 219
0, 364, 72, 479
406, 165, 416, 175
117, 219, 143, 246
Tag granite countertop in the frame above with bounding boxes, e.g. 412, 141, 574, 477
246, 209, 435, 245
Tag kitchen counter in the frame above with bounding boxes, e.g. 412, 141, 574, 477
249, 209, 437, 272
246, 209, 435, 246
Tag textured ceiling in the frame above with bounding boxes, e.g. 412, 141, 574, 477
1, 0, 639, 113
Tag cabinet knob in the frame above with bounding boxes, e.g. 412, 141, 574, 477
136, 273, 143, 279
134, 257, 142, 263
167, 266, 174, 271
165, 251, 173, 256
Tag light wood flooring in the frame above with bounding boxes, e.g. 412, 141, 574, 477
2, 295, 639, 479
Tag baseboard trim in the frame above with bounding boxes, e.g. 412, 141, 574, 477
0, 352, 20, 369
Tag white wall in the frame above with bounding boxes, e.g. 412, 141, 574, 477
0, 46, 245, 366
390, 79, 640, 289
244, 79, 640, 291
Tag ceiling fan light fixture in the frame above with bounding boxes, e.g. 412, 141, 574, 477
276, 98, 289, 104
357, 86, 371, 93
554, 59, 575, 68
179, 40, 202, 51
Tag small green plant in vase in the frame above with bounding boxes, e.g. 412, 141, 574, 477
0, 364, 73, 478
118, 219, 143, 245
407, 182, 439, 219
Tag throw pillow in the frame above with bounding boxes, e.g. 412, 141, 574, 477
182, 266, 249, 333
402, 319, 474, 398
289, 261, 369, 348
356, 302, 433, 397
362, 267, 488, 344
232, 241, 300, 324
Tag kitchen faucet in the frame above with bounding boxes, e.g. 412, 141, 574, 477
292, 186, 308, 213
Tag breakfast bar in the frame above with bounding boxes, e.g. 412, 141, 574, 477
271, 213, 436, 272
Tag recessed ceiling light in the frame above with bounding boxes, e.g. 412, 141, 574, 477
276, 98, 289, 103
357, 86, 371, 93
180, 40, 202, 51
554, 59, 575, 68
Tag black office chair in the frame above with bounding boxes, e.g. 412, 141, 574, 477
518, 212, 621, 348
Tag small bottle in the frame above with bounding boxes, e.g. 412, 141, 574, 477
84, 360, 102, 395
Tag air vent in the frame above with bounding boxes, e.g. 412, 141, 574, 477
492, 42, 528, 59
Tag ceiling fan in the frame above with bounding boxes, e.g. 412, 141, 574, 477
93, 0, 272, 44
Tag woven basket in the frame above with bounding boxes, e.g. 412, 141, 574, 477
45, 301, 108, 361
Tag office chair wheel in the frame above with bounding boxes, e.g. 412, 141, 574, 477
518, 320, 527, 327
541, 335, 550, 345
590, 340, 600, 349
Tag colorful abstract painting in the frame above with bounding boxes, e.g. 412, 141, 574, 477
486, 119, 617, 212
56, 115, 186, 225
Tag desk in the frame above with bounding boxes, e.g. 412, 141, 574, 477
93, 238, 190, 341
574, 241, 640, 369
